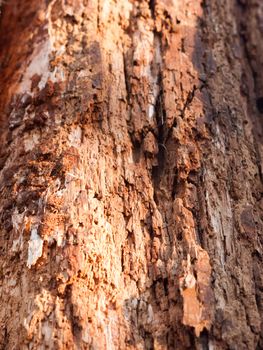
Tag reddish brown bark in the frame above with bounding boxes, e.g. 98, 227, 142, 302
0, 0, 262, 349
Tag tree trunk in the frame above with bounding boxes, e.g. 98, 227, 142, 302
0, 0, 262, 349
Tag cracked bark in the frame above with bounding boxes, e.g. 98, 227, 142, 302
0, 0, 263, 349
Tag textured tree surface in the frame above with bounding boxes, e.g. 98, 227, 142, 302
0, 0, 263, 349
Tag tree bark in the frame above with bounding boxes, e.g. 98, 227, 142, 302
0, 0, 262, 349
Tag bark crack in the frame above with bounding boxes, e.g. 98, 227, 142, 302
123, 52, 131, 105
181, 85, 197, 119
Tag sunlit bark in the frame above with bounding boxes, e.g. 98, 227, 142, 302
0, 1, 262, 349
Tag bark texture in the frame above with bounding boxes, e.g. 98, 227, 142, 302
0, 0, 262, 349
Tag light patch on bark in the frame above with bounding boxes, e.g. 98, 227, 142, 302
68, 126, 82, 147
148, 37, 162, 120
61, 0, 85, 18
7, 278, 17, 287
47, 227, 64, 247
18, 36, 65, 95
41, 320, 53, 343
214, 125, 226, 153
209, 207, 226, 266
18, 41, 50, 93
147, 304, 154, 324
11, 235, 23, 253
204, 169, 233, 268
208, 340, 215, 350
47, 0, 70, 51
105, 322, 114, 350
82, 325, 91, 344
27, 227, 43, 268
24, 132, 40, 152
11, 209, 25, 253
147, 104, 155, 120
11, 208, 25, 232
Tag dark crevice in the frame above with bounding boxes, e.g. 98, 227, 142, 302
123, 52, 131, 105
63, 284, 82, 348
149, 2, 167, 190
96, 0, 100, 31
171, 168, 179, 200
154, 83, 166, 175
121, 247, 125, 272
131, 138, 141, 163
163, 86, 196, 145
199, 329, 209, 350
151, 166, 160, 191
256, 97, 263, 114
181, 85, 197, 119
149, 0, 155, 19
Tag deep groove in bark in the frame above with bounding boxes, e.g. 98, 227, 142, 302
123, 53, 131, 105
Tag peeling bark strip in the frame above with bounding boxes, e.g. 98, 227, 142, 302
0, 0, 263, 349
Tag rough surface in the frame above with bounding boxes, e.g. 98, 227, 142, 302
0, 0, 262, 349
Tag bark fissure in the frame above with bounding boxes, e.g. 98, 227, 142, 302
123, 52, 131, 105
